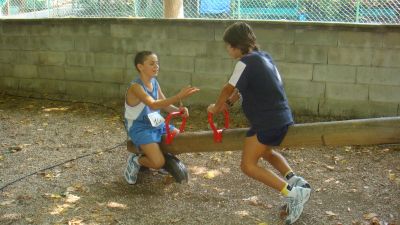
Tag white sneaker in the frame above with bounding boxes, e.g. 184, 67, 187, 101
124, 153, 140, 184
284, 186, 311, 224
288, 175, 311, 189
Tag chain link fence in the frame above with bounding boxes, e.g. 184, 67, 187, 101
1, 0, 399, 24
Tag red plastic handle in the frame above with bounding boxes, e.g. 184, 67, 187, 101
207, 109, 229, 143
165, 111, 187, 145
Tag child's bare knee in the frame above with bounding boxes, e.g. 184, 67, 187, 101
150, 157, 165, 170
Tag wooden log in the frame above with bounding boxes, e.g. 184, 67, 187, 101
127, 117, 400, 155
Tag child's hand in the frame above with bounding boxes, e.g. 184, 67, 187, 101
177, 86, 200, 100
180, 106, 189, 118
207, 104, 216, 114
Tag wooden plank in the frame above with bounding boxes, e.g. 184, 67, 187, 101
127, 117, 400, 155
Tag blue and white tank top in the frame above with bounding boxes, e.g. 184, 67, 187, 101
124, 78, 160, 130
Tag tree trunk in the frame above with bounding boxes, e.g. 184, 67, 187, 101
164, 0, 184, 18
127, 117, 400, 155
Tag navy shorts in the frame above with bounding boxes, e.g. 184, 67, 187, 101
246, 123, 293, 146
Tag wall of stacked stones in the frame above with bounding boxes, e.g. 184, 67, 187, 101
0, 19, 399, 118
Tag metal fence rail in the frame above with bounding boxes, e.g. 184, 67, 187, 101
1, 0, 399, 24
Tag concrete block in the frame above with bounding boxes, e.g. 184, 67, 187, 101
0, 63, 13, 77
188, 86, 220, 105
94, 53, 126, 68
0, 51, 15, 63
13, 64, 37, 78
328, 47, 373, 66
258, 43, 285, 61
124, 67, 137, 83
285, 45, 328, 64
338, 31, 382, 47
0, 77, 19, 90
157, 71, 192, 96
67, 52, 95, 67
88, 24, 111, 37
167, 40, 207, 57
372, 49, 400, 68
177, 24, 215, 41
287, 97, 320, 115
192, 72, 227, 89
135, 40, 171, 57
88, 37, 116, 53
2, 24, 28, 36
319, 99, 397, 118
57, 24, 89, 36
252, 26, 294, 44
39, 52, 66, 66
195, 58, 233, 75
19, 78, 65, 94
112, 38, 137, 54
278, 62, 313, 80
101, 83, 121, 98
33, 37, 74, 51
313, 65, 356, 83
14, 51, 39, 65
25, 24, 57, 36
205, 41, 230, 58
111, 23, 178, 40
2, 36, 31, 50
214, 23, 229, 41
383, 32, 400, 49
161, 56, 195, 73
284, 80, 325, 98
65, 81, 104, 97
93, 68, 124, 83
38, 65, 65, 80
369, 85, 400, 103
326, 83, 368, 101
294, 29, 338, 46
65, 66, 93, 81
357, 66, 400, 85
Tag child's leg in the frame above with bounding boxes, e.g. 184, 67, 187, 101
241, 135, 287, 192
261, 150, 292, 177
139, 143, 165, 170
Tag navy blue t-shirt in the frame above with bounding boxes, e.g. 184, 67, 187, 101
228, 51, 293, 131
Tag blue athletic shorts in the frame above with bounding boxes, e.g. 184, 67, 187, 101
128, 123, 176, 149
246, 123, 293, 146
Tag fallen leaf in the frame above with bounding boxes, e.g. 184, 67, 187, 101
243, 196, 260, 206
107, 202, 127, 209
326, 211, 337, 217
203, 170, 221, 179
68, 219, 83, 225
364, 213, 378, 220
0, 200, 15, 206
234, 210, 249, 217
65, 194, 80, 203
325, 165, 335, 170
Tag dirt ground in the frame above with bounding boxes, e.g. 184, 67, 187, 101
0, 94, 399, 225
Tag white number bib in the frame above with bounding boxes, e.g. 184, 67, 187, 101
147, 112, 165, 127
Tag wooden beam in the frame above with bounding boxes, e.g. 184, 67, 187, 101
127, 117, 400, 155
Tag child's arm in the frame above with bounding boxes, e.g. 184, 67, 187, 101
208, 83, 235, 113
128, 83, 199, 111
226, 88, 240, 107
158, 84, 190, 117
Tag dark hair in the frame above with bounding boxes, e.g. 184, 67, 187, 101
223, 22, 259, 54
134, 51, 156, 72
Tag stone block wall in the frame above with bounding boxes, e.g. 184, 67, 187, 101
0, 19, 399, 118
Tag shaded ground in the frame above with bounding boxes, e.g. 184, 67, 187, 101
0, 94, 399, 225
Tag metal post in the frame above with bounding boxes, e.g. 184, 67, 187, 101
355, 0, 360, 23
